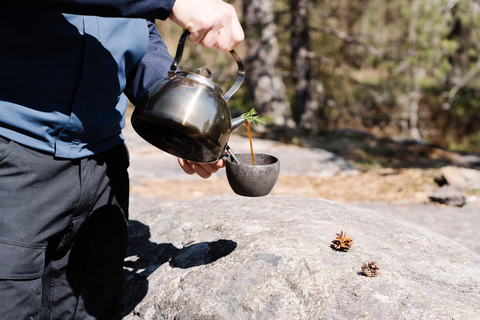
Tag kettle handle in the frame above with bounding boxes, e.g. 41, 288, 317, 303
168, 30, 245, 102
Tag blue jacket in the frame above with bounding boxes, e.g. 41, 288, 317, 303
0, 2, 174, 158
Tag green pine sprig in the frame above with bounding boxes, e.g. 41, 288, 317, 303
241, 108, 266, 126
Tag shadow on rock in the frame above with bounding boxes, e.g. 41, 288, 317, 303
115, 220, 236, 318
170, 239, 237, 268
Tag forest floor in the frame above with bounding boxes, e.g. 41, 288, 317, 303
133, 165, 442, 204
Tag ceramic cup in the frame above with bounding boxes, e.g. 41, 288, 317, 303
226, 153, 280, 197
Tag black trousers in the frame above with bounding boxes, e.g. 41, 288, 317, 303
0, 137, 130, 319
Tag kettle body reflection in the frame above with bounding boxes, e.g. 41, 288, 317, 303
131, 30, 245, 163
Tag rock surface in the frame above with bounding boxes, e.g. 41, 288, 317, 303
356, 202, 480, 255
440, 166, 480, 190
428, 185, 467, 207
117, 195, 480, 320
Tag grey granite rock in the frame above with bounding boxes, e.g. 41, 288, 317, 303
440, 166, 480, 190
429, 185, 467, 207
117, 195, 480, 320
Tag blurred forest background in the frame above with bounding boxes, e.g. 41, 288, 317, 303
156, 0, 480, 154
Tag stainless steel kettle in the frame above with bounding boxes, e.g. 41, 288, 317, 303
131, 30, 246, 163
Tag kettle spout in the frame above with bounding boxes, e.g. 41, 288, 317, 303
231, 117, 246, 132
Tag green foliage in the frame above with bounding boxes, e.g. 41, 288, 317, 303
241, 108, 267, 126
441, 39, 459, 54
302, 0, 480, 152
419, 76, 441, 91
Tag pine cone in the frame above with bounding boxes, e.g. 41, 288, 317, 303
331, 230, 354, 251
361, 261, 380, 277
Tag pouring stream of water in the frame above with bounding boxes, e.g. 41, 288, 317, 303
245, 122, 254, 165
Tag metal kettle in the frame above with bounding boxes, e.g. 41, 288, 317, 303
131, 30, 246, 163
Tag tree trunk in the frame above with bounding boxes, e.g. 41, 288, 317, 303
290, 0, 322, 132
243, 0, 292, 127
405, 0, 422, 141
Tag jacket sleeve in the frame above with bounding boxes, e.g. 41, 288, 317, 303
124, 20, 173, 105
4, 0, 175, 20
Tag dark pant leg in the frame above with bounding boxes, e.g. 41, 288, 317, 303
44, 143, 130, 320
0, 137, 81, 320
0, 138, 130, 320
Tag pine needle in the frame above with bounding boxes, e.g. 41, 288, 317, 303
241, 108, 266, 126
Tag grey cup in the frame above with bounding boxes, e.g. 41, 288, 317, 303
226, 153, 280, 197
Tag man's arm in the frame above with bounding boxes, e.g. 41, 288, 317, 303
3, 0, 175, 20
6, 0, 244, 51
124, 20, 172, 105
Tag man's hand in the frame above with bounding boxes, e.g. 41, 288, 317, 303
169, 0, 244, 51
177, 158, 226, 179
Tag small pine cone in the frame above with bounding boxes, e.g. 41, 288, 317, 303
361, 261, 380, 277
331, 230, 354, 251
